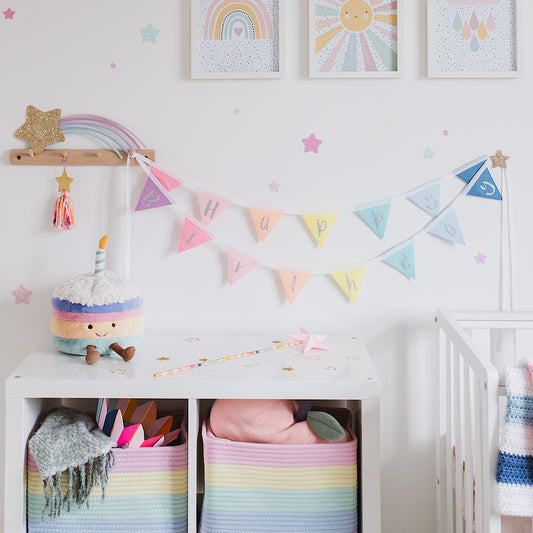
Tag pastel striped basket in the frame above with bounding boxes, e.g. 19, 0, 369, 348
200, 409, 358, 533
26, 427, 188, 532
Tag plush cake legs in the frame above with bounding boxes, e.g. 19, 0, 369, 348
86, 345, 100, 365
110, 343, 136, 362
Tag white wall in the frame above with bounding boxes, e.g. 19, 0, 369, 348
1, 1, 532, 531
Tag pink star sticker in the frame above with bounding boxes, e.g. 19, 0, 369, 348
287, 329, 330, 353
268, 180, 280, 192
12, 284, 32, 304
3, 7, 15, 19
443, 129, 449, 136
474, 252, 486, 264
302, 133, 322, 154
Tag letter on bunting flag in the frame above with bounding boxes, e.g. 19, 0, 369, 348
455, 159, 487, 183
135, 178, 173, 211
302, 214, 338, 247
198, 191, 231, 226
467, 168, 502, 200
331, 267, 366, 303
383, 242, 416, 279
278, 270, 312, 304
428, 208, 465, 245
150, 166, 183, 192
408, 183, 441, 218
249, 208, 284, 242
178, 216, 214, 253
227, 248, 259, 285
356, 203, 391, 239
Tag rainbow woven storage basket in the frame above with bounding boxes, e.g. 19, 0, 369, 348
26, 426, 188, 533
199, 409, 358, 533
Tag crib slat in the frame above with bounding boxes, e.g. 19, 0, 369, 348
445, 336, 454, 532
454, 345, 464, 533
464, 360, 474, 533
474, 377, 483, 532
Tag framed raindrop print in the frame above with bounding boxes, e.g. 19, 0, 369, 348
309, 0, 402, 78
191, 0, 285, 79
427, 0, 522, 78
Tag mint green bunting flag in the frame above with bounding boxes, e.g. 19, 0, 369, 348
383, 242, 416, 279
357, 202, 391, 239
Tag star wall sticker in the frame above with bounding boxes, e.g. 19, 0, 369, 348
140, 23, 160, 43
287, 329, 330, 353
474, 252, 486, 264
55, 170, 74, 192
423, 147, 435, 159
490, 150, 510, 168
442, 129, 449, 136
3, 7, 14, 19
302, 133, 322, 154
12, 284, 32, 304
110, 62, 117, 69
268, 180, 280, 192
14, 106, 65, 155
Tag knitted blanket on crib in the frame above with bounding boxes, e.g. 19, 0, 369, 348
496, 363, 533, 516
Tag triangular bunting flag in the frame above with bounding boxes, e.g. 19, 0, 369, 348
428, 209, 465, 245
356, 203, 391, 239
227, 248, 259, 285
331, 267, 366, 303
408, 183, 441, 218
467, 168, 502, 200
302, 214, 338, 247
456, 159, 487, 183
249, 208, 284, 242
278, 270, 312, 304
150, 166, 182, 192
383, 242, 416, 279
198, 191, 231, 226
135, 178, 173, 211
178, 216, 214, 253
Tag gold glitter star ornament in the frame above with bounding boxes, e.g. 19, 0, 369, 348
490, 150, 510, 169
14, 105, 65, 155
55, 170, 74, 192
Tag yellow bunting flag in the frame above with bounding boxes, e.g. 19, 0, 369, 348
249, 208, 284, 242
331, 267, 366, 303
302, 214, 338, 247
278, 270, 312, 304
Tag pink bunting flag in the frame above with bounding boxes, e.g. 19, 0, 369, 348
178, 216, 214, 253
278, 269, 312, 303
135, 178, 173, 211
150, 166, 183, 192
249, 207, 284, 242
198, 191, 231, 226
227, 248, 259, 285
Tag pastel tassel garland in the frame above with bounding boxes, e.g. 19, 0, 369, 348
53, 190, 75, 230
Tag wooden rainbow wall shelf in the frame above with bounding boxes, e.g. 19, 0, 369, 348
9, 149, 156, 166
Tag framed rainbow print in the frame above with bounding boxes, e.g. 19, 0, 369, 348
427, 0, 523, 78
191, 0, 285, 78
309, 0, 402, 78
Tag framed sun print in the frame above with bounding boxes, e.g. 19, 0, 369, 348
191, 0, 285, 79
309, 0, 402, 78
427, 0, 523, 78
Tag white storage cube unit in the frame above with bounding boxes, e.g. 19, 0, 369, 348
5, 334, 381, 533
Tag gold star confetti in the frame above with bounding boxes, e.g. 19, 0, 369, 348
283, 366, 294, 371
156, 356, 170, 361
14, 105, 65, 155
55, 170, 74, 192
199, 358, 208, 362
490, 150, 510, 168
110, 368, 127, 375
272, 340, 282, 344
185, 337, 200, 342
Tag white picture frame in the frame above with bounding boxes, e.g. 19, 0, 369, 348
308, 0, 403, 78
191, 0, 285, 79
427, 0, 523, 78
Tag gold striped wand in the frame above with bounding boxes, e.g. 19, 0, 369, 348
154, 340, 303, 377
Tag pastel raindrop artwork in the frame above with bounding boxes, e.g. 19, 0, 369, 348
431, 0, 518, 75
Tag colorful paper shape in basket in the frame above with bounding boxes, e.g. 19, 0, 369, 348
51, 235, 144, 364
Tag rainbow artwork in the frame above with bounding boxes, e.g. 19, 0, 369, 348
312, 0, 398, 75
194, 0, 280, 75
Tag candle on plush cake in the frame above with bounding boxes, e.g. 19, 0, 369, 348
51, 235, 144, 364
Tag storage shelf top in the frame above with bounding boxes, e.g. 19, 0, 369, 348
6, 333, 380, 400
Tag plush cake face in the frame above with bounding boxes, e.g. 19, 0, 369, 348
51, 271, 144, 356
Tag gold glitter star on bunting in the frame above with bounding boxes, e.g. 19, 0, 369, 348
55, 170, 74, 192
156, 356, 170, 361
490, 150, 510, 168
14, 105, 65, 155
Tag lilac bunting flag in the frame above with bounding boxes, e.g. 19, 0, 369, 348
135, 178, 172, 211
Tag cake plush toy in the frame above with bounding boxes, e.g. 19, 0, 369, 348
51, 236, 144, 364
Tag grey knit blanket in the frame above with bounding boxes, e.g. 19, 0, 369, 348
28, 407, 115, 520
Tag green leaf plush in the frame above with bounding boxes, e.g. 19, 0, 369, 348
307, 411, 346, 441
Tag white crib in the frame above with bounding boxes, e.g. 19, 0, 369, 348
436, 308, 533, 533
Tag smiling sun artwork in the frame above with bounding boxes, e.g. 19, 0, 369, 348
311, 0, 398, 76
